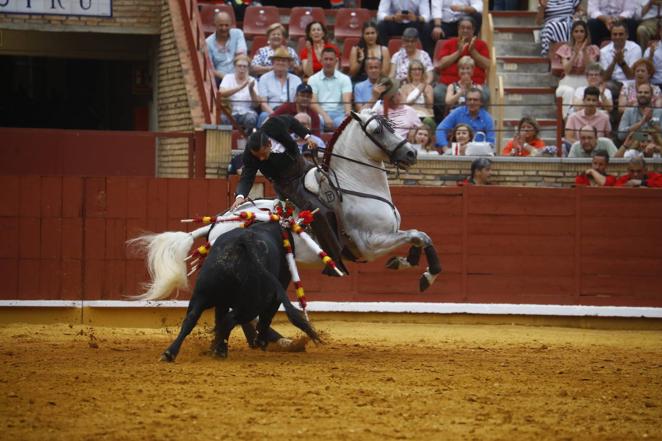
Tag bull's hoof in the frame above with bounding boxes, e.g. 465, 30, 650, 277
267, 336, 309, 353
160, 351, 175, 362
254, 338, 269, 351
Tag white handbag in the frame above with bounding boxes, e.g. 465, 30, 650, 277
465, 132, 494, 156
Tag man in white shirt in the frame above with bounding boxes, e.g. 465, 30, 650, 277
376, 0, 430, 48
636, 0, 662, 49
599, 21, 642, 112
587, 0, 638, 46
428, 0, 483, 47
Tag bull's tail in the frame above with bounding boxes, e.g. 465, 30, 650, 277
236, 231, 321, 345
126, 226, 209, 301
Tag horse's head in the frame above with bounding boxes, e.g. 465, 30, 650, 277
349, 110, 418, 169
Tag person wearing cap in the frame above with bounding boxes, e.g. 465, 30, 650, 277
376, 0, 429, 47
308, 47, 353, 131
257, 47, 302, 128
433, 16, 490, 122
205, 11, 247, 86
272, 83, 321, 135
230, 114, 349, 276
389, 27, 434, 84
250, 23, 301, 77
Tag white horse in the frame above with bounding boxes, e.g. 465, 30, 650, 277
131, 110, 441, 301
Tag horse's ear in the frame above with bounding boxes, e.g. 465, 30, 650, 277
350, 111, 361, 122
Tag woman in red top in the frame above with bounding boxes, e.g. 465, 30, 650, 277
502, 116, 545, 157
300, 21, 339, 77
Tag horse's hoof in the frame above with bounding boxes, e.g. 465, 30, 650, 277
386, 256, 410, 270
419, 275, 430, 292
211, 348, 228, 359
160, 351, 175, 362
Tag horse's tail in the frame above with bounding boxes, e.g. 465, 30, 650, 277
236, 230, 321, 345
127, 225, 209, 301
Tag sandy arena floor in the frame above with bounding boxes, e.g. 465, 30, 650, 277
1, 318, 661, 441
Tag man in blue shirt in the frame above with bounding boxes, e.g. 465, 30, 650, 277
205, 11, 247, 86
353, 57, 388, 111
435, 88, 495, 153
309, 48, 353, 130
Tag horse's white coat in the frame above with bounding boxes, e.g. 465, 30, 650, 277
131, 110, 436, 301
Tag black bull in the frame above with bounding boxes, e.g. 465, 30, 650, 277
161, 222, 321, 362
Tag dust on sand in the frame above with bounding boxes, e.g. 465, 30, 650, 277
1, 320, 661, 440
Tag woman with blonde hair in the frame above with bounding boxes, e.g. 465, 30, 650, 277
445, 56, 483, 113
399, 59, 433, 119
502, 116, 545, 157
219, 54, 262, 133
251, 23, 301, 76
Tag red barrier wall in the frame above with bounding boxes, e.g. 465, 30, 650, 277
0, 128, 157, 176
1, 176, 661, 307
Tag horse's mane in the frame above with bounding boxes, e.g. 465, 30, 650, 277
321, 114, 353, 171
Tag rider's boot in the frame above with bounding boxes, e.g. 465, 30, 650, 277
311, 212, 349, 276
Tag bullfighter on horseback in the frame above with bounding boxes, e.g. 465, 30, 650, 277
230, 114, 349, 276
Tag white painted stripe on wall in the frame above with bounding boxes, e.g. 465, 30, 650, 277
1, 300, 661, 318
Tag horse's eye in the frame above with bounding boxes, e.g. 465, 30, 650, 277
373, 126, 382, 135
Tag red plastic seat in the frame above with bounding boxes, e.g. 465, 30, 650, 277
333, 8, 372, 40
288, 7, 326, 40
198, 3, 236, 37
249, 35, 268, 58
242, 5, 280, 39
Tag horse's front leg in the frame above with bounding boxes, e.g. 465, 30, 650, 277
364, 230, 442, 292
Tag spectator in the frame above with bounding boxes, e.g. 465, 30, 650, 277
353, 58, 387, 111
618, 58, 662, 115
554, 20, 600, 117
293, 113, 326, 156
257, 48, 302, 127
219, 55, 261, 134
587, 0, 637, 46
433, 16, 490, 121
614, 156, 662, 186
250, 23, 301, 77
389, 27, 434, 84
309, 47, 353, 130
399, 59, 434, 119
644, 26, 662, 88
571, 63, 614, 114
206, 11, 247, 86
462, 157, 493, 185
372, 79, 422, 139
411, 125, 439, 155
574, 149, 617, 186
349, 21, 391, 83
502, 116, 546, 156
428, 0, 483, 51
618, 82, 662, 141
444, 123, 474, 155
444, 55, 485, 114
600, 21, 642, 115
272, 83, 321, 135
636, 0, 662, 49
565, 86, 612, 143
435, 88, 495, 151
536, 0, 583, 56
568, 125, 618, 157
376, 0, 429, 47
300, 21, 340, 78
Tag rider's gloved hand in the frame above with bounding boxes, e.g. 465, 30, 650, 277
230, 195, 245, 211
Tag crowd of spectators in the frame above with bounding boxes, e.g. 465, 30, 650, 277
206, 0, 662, 185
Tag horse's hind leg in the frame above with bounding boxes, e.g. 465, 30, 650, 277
161, 296, 211, 362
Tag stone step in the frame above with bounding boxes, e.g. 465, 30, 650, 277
496, 57, 550, 74
494, 40, 541, 57
493, 27, 539, 41
501, 72, 558, 87
491, 11, 538, 28
501, 103, 558, 120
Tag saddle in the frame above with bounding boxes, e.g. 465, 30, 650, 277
303, 167, 365, 262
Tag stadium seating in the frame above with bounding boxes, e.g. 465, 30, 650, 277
333, 8, 372, 40
288, 7, 326, 40
340, 36, 360, 73
242, 5, 280, 39
249, 35, 268, 58
198, 3, 236, 36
